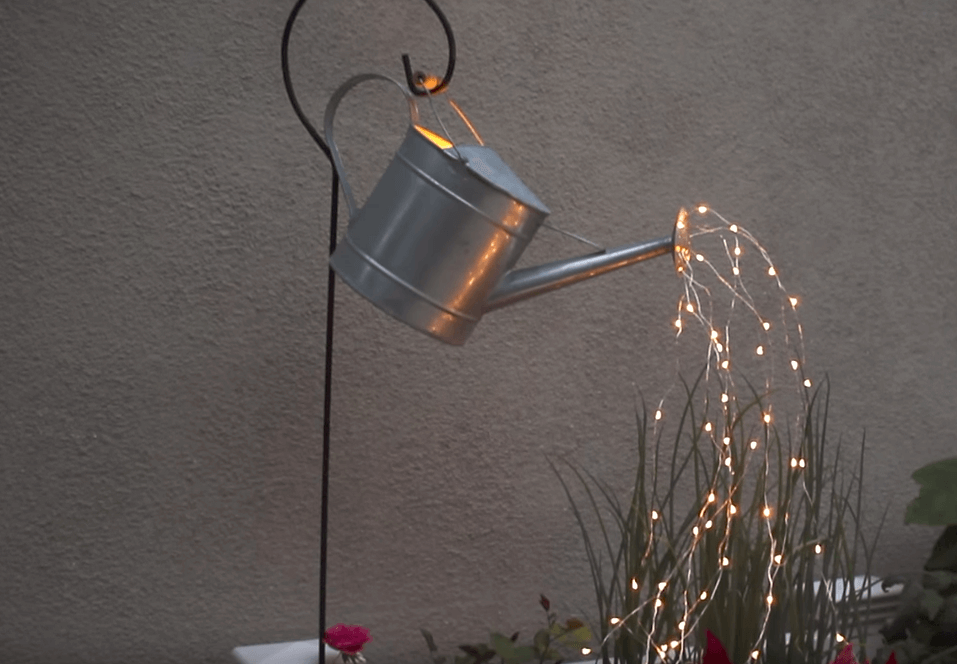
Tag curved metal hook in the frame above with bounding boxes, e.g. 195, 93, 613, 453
402, 0, 456, 96
281, 0, 332, 163
281, 0, 457, 161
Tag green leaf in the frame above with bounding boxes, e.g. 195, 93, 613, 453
919, 589, 944, 621
939, 594, 957, 625
554, 624, 592, 649
922, 570, 957, 592
490, 633, 535, 664
533, 629, 550, 654
490, 633, 513, 653
422, 629, 439, 653
905, 458, 957, 526
910, 621, 937, 644
925, 525, 957, 571
458, 643, 495, 664
511, 646, 537, 664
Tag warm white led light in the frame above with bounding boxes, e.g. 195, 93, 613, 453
655, 409, 662, 421
729, 224, 738, 233
700, 591, 708, 600
721, 393, 729, 403
704, 422, 713, 432
773, 554, 783, 564
729, 504, 737, 515
697, 205, 709, 214
791, 458, 798, 468
693, 526, 700, 536
791, 360, 799, 370
581, 648, 592, 656
670, 640, 680, 649
658, 581, 668, 590
836, 634, 845, 643
632, 578, 639, 590
752, 650, 761, 660
721, 360, 730, 369
651, 510, 660, 520
732, 266, 740, 276
763, 412, 772, 424
655, 598, 663, 608
696, 253, 705, 262
763, 506, 772, 518
723, 435, 731, 445
749, 440, 758, 450
768, 266, 776, 276
756, 345, 765, 356
678, 621, 686, 631
767, 594, 775, 605
675, 318, 682, 329
721, 556, 730, 566
804, 378, 812, 388
789, 296, 799, 307
686, 303, 695, 313
708, 492, 717, 503
815, 543, 823, 554
609, 617, 620, 625
705, 519, 714, 529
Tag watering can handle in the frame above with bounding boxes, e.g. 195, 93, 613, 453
324, 73, 421, 218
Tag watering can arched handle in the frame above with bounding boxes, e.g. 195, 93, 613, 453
323, 73, 421, 218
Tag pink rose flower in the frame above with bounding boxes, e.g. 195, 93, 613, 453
324, 624, 372, 656
702, 630, 733, 664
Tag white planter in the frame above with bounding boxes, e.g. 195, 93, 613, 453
233, 641, 364, 664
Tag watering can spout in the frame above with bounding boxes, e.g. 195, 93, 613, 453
484, 234, 676, 313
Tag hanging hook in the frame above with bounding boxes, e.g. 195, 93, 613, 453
281, 0, 331, 162
402, 0, 456, 96
281, 0, 458, 160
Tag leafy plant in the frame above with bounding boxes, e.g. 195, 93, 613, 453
876, 458, 957, 664
422, 595, 593, 664
555, 370, 883, 663
904, 458, 957, 528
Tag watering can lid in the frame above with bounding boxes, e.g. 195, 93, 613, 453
454, 145, 550, 215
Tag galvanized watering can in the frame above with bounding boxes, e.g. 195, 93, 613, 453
325, 73, 681, 345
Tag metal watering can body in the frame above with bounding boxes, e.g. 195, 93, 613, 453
325, 74, 675, 345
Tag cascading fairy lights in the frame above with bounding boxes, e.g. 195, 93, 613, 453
590, 205, 839, 662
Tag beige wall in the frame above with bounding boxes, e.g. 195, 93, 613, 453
1, 1, 955, 662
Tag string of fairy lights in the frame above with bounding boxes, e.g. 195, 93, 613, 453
580, 206, 850, 662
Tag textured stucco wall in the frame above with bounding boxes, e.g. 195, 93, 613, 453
1, 1, 955, 662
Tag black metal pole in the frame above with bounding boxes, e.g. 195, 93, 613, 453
281, 3, 457, 661
318, 171, 339, 664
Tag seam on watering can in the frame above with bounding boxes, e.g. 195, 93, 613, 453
394, 151, 536, 242
341, 234, 481, 323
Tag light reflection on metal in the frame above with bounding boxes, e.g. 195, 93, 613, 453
414, 125, 453, 149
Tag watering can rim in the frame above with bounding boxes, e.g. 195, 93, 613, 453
323, 72, 549, 218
